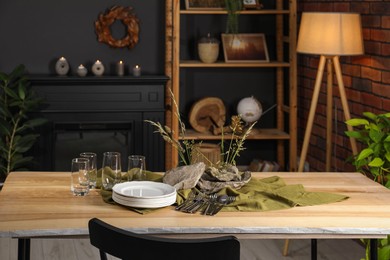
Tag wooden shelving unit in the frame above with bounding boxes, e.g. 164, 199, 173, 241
165, 0, 297, 171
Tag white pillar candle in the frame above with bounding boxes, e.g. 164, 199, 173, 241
117, 61, 124, 76
133, 65, 141, 77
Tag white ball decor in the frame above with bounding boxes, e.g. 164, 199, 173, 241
236, 96, 263, 124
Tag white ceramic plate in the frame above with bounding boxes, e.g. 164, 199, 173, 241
113, 181, 176, 199
112, 191, 177, 208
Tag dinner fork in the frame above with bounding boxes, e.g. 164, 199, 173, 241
175, 191, 196, 211
202, 193, 217, 215
179, 193, 204, 212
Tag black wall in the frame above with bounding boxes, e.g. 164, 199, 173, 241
0, 0, 165, 75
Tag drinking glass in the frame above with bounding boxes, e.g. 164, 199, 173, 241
127, 155, 146, 181
70, 158, 90, 196
80, 152, 97, 189
101, 152, 122, 190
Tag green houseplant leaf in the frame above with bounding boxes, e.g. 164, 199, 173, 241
0, 65, 47, 181
346, 112, 390, 260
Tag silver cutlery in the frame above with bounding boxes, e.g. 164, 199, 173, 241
175, 191, 196, 211
202, 193, 217, 215
207, 195, 236, 216
179, 193, 203, 212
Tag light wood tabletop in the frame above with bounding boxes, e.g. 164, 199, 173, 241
1, 171, 390, 240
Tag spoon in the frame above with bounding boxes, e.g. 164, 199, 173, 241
208, 195, 235, 216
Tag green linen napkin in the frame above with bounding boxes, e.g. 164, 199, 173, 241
201, 176, 349, 212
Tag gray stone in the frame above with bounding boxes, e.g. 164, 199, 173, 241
163, 162, 206, 190
198, 170, 251, 194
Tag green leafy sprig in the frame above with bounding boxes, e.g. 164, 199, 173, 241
0, 65, 47, 179
345, 112, 390, 187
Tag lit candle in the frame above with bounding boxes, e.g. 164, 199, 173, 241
77, 64, 87, 77
55, 56, 69, 76
133, 65, 141, 77
92, 60, 104, 76
117, 61, 124, 76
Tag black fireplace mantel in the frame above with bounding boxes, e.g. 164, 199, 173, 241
28, 75, 169, 85
30, 75, 169, 172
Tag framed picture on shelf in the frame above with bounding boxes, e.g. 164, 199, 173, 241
242, 0, 262, 9
221, 33, 269, 63
185, 0, 226, 10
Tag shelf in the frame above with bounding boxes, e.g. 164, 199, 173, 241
165, 0, 297, 170
180, 128, 290, 141
180, 60, 290, 68
180, 10, 290, 15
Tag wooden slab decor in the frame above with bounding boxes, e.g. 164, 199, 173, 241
189, 97, 226, 133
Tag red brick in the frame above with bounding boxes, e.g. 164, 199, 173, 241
363, 28, 371, 41
316, 3, 334, 12
383, 72, 390, 85
353, 77, 372, 92
334, 3, 350, 12
362, 15, 381, 28
352, 56, 372, 67
371, 29, 390, 42
373, 82, 390, 100
371, 3, 390, 15
364, 41, 382, 55
351, 3, 370, 14
372, 56, 390, 71
345, 88, 361, 103
361, 66, 382, 81
361, 92, 383, 108
351, 102, 365, 118
382, 16, 390, 29
343, 64, 361, 77
382, 43, 390, 56
383, 99, 390, 111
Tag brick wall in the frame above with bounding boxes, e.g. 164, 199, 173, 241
297, 0, 390, 172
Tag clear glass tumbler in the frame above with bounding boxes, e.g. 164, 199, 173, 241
80, 152, 97, 189
70, 158, 90, 196
101, 152, 122, 190
127, 155, 146, 181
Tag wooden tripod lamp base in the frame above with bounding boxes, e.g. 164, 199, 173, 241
298, 55, 358, 172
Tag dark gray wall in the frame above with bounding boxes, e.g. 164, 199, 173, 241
0, 0, 165, 75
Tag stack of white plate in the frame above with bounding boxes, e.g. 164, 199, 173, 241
112, 181, 177, 208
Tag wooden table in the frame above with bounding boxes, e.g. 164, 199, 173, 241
1, 171, 390, 260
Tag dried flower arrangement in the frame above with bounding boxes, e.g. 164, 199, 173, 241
145, 90, 256, 168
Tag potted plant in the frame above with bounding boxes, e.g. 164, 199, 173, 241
345, 112, 390, 260
225, 0, 242, 34
0, 65, 47, 186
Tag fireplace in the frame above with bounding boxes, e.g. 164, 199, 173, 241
30, 75, 168, 172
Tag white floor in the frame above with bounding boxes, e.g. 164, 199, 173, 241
0, 237, 365, 260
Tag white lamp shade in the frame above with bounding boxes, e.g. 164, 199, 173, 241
297, 12, 364, 56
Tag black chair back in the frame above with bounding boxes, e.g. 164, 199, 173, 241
88, 218, 240, 260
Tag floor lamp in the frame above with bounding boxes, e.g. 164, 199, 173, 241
283, 12, 364, 257
297, 12, 364, 172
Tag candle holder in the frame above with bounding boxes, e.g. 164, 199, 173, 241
55, 57, 70, 76
77, 64, 88, 77
92, 60, 105, 76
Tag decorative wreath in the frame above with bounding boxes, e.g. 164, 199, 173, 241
95, 6, 139, 49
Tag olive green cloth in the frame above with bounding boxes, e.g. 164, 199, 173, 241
175, 176, 348, 212
100, 170, 348, 214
